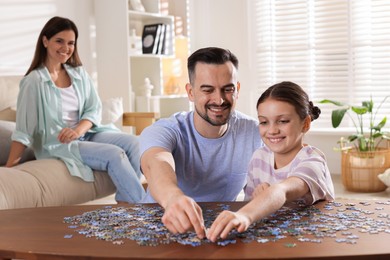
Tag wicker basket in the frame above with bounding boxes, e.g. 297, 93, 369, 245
341, 148, 390, 192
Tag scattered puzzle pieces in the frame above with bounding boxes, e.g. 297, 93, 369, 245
63, 200, 390, 247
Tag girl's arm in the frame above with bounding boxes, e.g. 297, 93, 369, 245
207, 176, 309, 242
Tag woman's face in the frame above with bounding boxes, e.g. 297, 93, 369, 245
43, 30, 75, 65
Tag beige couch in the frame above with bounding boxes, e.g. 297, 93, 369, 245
0, 75, 158, 210
0, 107, 116, 209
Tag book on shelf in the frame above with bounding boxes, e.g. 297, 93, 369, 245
157, 24, 166, 55
142, 23, 168, 55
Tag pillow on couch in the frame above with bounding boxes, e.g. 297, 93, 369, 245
0, 120, 35, 166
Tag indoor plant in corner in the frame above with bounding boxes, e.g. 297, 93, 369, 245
320, 96, 390, 192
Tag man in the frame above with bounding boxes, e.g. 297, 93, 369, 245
139, 47, 262, 239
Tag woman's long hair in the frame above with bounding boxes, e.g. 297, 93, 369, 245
25, 16, 82, 76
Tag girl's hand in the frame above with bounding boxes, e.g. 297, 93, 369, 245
58, 127, 79, 143
206, 210, 251, 242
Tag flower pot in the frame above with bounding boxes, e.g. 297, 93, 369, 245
341, 148, 389, 192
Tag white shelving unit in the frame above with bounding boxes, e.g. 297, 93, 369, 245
94, 0, 191, 117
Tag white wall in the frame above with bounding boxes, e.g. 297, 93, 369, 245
189, 0, 258, 120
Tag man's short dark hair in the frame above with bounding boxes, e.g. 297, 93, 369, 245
187, 47, 238, 84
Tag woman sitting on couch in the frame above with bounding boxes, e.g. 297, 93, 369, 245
6, 16, 145, 203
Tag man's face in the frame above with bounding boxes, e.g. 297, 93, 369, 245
186, 62, 240, 126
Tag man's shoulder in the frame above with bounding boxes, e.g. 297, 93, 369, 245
232, 110, 257, 121
155, 111, 192, 126
141, 111, 192, 137
230, 110, 259, 127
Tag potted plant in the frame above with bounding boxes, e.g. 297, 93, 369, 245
320, 96, 390, 192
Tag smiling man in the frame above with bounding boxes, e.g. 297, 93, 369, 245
139, 47, 262, 239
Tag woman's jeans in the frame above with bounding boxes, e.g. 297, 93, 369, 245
78, 131, 145, 203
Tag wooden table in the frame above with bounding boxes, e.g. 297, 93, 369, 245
0, 200, 389, 260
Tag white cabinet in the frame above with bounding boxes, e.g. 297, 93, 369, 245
94, 0, 191, 118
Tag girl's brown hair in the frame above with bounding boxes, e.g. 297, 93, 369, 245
257, 81, 321, 122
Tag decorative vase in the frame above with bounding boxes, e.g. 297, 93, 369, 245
341, 148, 390, 192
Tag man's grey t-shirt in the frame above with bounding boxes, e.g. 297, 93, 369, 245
139, 110, 262, 203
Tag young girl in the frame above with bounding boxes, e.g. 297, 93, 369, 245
207, 81, 335, 242
6, 16, 145, 203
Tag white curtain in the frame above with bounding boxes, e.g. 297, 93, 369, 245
253, 0, 390, 129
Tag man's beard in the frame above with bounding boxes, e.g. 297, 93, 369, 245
195, 104, 232, 126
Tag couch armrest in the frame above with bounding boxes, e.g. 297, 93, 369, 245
0, 107, 16, 122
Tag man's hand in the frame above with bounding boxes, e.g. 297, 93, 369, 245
162, 195, 206, 239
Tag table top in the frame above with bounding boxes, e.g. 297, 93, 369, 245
0, 199, 389, 260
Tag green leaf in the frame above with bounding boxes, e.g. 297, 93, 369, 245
362, 100, 373, 113
331, 109, 348, 128
377, 117, 387, 129
358, 138, 368, 151
319, 99, 345, 106
351, 106, 368, 115
347, 134, 358, 142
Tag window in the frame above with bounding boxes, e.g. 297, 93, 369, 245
253, 0, 390, 130
0, 0, 56, 75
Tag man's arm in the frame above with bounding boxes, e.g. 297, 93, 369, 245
141, 147, 182, 207
141, 147, 206, 238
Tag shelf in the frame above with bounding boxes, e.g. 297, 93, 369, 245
94, 0, 190, 116
129, 54, 175, 59
128, 10, 173, 23
136, 95, 191, 118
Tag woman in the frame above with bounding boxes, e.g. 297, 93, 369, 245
6, 16, 145, 203
207, 81, 335, 242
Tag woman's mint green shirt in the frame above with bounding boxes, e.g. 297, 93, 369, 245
12, 65, 116, 182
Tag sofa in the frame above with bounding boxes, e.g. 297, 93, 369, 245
0, 76, 160, 210
0, 106, 117, 209
0, 76, 158, 210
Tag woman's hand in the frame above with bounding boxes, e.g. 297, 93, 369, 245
58, 120, 93, 143
58, 127, 80, 143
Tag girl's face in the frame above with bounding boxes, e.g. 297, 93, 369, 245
43, 30, 75, 65
257, 98, 310, 166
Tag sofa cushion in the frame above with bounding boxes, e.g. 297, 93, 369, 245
0, 120, 35, 166
0, 76, 20, 112
0, 166, 43, 209
0, 159, 116, 209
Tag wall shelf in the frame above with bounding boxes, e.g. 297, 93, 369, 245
95, 0, 191, 117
